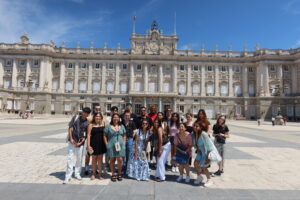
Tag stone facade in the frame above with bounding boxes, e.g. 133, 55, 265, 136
1, 22, 300, 120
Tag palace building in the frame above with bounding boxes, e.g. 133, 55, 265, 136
0, 21, 300, 120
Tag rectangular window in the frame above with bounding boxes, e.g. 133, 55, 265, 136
134, 104, 142, 114
34, 60, 39, 66
272, 106, 278, 116
220, 66, 227, 72
248, 67, 253, 72
234, 66, 240, 73
287, 106, 294, 117
122, 64, 128, 70
269, 65, 276, 72
68, 63, 73, 68
179, 105, 184, 113
207, 66, 213, 71
108, 97, 112, 100
108, 64, 114, 70
80, 63, 87, 69
6, 60, 12, 66
20, 60, 26, 66
236, 106, 242, 115
193, 65, 199, 71
95, 63, 100, 69
180, 65, 185, 71
283, 65, 289, 72
136, 64, 142, 71
165, 66, 171, 71
55, 63, 60, 68
107, 104, 111, 112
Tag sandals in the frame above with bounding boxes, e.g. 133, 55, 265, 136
111, 175, 117, 182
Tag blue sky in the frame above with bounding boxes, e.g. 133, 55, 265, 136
1, 0, 300, 51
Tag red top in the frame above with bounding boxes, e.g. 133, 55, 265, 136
147, 113, 158, 122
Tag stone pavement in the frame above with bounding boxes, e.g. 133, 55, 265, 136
0, 118, 299, 199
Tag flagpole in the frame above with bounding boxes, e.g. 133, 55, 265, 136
133, 14, 136, 34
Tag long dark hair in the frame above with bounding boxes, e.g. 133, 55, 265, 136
92, 112, 103, 125
197, 109, 207, 121
193, 121, 209, 140
140, 119, 151, 131
170, 112, 180, 128
216, 115, 226, 126
110, 113, 121, 125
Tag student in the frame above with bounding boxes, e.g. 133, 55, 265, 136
164, 107, 172, 126
85, 103, 101, 175
126, 119, 151, 181
184, 113, 194, 134
103, 113, 126, 182
193, 121, 214, 187
169, 113, 180, 172
195, 109, 212, 136
122, 110, 137, 175
136, 106, 153, 129
63, 107, 91, 184
173, 123, 193, 183
87, 112, 106, 180
153, 119, 171, 182
147, 105, 158, 122
212, 115, 229, 176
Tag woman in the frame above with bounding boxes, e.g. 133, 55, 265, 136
127, 119, 151, 181
104, 113, 126, 182
184, 113, 194, 134
173, 123, 193, 183
195, 109, 212, 136
193, 121, 214, 187
212, 115, 229, 176
169, 113, 180, 172
87, 112, 106, 180
153, 119, 170, 182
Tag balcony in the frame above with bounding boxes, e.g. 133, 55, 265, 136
206, 93, 214, 96
79, 90, 87, 93
65, 90, 73, 93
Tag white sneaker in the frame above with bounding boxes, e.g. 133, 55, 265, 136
175, 167, 179, 172
75, 175, 82, 180
176, 176, 183, 182
63, 178, 71, 184
204, 179, 213, 187
194, 175, 203, 185
171, 166, 176, 172
185, 176, 190, 183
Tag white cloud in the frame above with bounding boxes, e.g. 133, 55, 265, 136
283, 0, 300, 15
180, 43, 198, 50
0, 0, 111, 45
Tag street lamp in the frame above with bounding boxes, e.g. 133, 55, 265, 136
25, 79, 33, 111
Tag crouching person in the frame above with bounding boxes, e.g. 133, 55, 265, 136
63, 107, 91, 184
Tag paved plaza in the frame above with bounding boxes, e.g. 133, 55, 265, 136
0, 116, 300, 199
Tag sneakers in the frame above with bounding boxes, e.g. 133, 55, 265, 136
63, 177, 71, 184
171, 166, 176, 172
75, 175, 82, 180
194, 175, 203, 185
204, 179, 213, 187
185, 176, 190, 183
213, 170, 222, 176
176, 175, 183, 182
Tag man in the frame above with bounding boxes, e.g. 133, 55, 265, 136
63, 107, 91, 184
136, 106, 153, 129
164, 107, 172, 126
147, 105, 158, 123
85, 103, 101, 175
122, 110, 137, 175
120, 103, 137, 123
106, 106, 119, 124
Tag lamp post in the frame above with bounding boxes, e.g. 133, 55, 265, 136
25, 79, 33, 111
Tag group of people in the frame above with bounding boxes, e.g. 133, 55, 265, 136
63, 103, 230, 187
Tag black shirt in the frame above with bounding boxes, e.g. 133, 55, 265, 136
213, 124, 229, 144
68, 115, 90, 144
122, 120, 137, 138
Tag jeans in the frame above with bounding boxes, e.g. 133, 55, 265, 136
123, 137, 133, 174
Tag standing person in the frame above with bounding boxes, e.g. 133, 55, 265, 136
127, 119, 151, 181
147, 105, 158, 122
173, 123, 193, 183
63, 107, 91, 184
283, 117, 287, 126
122, 110, 137, 175
195, 109, 212, 136
120, 103, 137, 123
136, 106, 153, 129
271, 116, 275, 126
87, 112, 107, 180
103, 113, 126, 182
85, 103, 101, 176
184, 113, 194, 134
153, 119, 171, 182
193, 121, 214, 187
257, 118, 261, 126
169, 113, 180, 172
164, 107, 172, 126
212, 115, 229, 176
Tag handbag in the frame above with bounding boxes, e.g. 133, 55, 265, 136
174, 134, 189, 165
202, 134, 222, 163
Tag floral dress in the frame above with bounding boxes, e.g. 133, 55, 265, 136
126, 129, 151, 180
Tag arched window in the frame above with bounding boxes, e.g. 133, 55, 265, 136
178, 82, 186, 95
79, 80, 87, 93
92, 81, 100, 93
234, 84, 242, 97
220, 84, 228, 96
249, 84, 255, 96
4, 79, 11, 89
163, 82, 171, 92
192, 83, 200, 96
206, 83, 214, 96
149, 82, 157, 92
65, 80, 73, 92
120, 82, 128, 93
107, 81, 114, 93
134, 81, 142, 92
